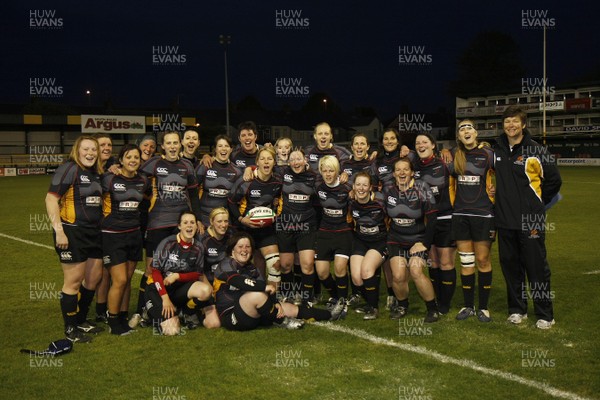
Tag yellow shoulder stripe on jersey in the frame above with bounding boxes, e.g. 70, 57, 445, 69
448, 176, 456, 207
486, 169, 495, 204
148, 176, 157, 212
239, 197, 248, 217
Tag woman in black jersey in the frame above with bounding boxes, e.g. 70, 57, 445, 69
213, 232, 338, 331
195, 135, 241, 231
45, 136, 104, 343
145, 211, 220, 335
314, 155, 352, 316
384, 158, 440, 322
451, 120, 495, 323
276, 148, 320, 306
341, 132, 373, 186
349, 172, 387, 319
414, 133, 457, 315
101, 144, 150, 335
200, 207, 232, 284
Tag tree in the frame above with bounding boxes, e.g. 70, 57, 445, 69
448, 31, 525, 97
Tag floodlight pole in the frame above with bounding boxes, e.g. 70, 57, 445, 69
219, 35, 231, 136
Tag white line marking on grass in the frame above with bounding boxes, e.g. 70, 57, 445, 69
583, 270, 600, 275
1, 232, 143, 275
314, 322, 594, 400
0, 232, 54, 250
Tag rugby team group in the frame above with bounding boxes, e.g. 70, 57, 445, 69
45, 105, 561, 342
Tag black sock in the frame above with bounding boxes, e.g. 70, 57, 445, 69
297, 304, 330, 321
60, 292, 78, 329
429, 267, 441, 299
335, 275, 348, 299
312, 272, 322, 297
293, 264, 302, 286
96, 302, 107, 317
363, 275, 380, 309
320, 275, 337, 299
461, 274, 475, 309
439, 269, 456, 312
107, 312, 120, 329
256, 297, 283, 324
280, 271, 295, 299
136, 275, 147, 314
386, 286, 395, 296
398, 298, 409, 309
301, 272, 314, 303
77, 285, 96, 324
425, 299, 438, 312
478, 271, 492, 310
118, 311, 129, 323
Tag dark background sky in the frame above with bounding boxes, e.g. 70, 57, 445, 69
2, 0, 599, 121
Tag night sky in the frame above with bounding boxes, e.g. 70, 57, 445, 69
2, 0, 599, 120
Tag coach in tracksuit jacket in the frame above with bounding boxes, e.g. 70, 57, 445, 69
494, 106, 562, 329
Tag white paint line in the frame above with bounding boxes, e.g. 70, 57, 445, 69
582, 270, 600, 275
314, 322, 594, 400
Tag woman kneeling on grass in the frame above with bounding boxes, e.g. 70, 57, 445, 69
145, 211, 220, 335
213, 231, 342, 331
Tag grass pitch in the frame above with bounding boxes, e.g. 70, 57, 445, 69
0, 167, 598, 400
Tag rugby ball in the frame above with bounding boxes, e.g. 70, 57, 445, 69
247, 206, 275, 226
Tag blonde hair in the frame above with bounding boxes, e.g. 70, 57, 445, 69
275, 137, 293, 149
318, 155, 340, 175
209, 207, 229, 223
255, 146, 276, 163
69, 136, 103, 175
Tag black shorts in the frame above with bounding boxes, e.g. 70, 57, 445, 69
54, 224, 102, 263
145, 226, 179, 255
433, 217, 455, 248
245, 226, 278, 249
387, 243, 428, 261
315, 230, 353, 261
352, 236, 387, 258
220, 300, 263, 332
277, 230, 317, 253
452, 215, 496, 242
102, 230, 143, 267
145, 280, 195, 324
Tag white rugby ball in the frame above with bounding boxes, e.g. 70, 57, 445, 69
247, 206, 275, 226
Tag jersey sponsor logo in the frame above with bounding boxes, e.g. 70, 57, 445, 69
378, 166, 389, 173
309, 154, 319, 161
318, 191, 327, 200
118, 201, 139, 210
168, 253, 179, 262
343, 168, 352, 175
244, 278, 255, 287
208, 188, 228, 197
323, 208, 343, 217
387, 196, 397, 206
231, 313, 238, 325
284, 174, 293, 182
208, 248, 218, 256
60, 251, 72, 261
289, 193, 309, 202
85, 196, 101, 206
359, 225, 379, 234
156, 167, 169, 175
80, 175, 90, 183
250, 189, 261, 197
161, 184, 183, 192
235, 160, 246, 168
393, 218, 415, 227
206, 170, 217, 178
103, 255, 111, 265
113, 183, 126, 191
414, 171, 421, 179
458, 175, 480, 184
352, 210, 360, 218
430, 186, 439, 195
496, 156, 502, 161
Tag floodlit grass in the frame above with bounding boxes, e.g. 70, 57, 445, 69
0, 168, 598, 400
